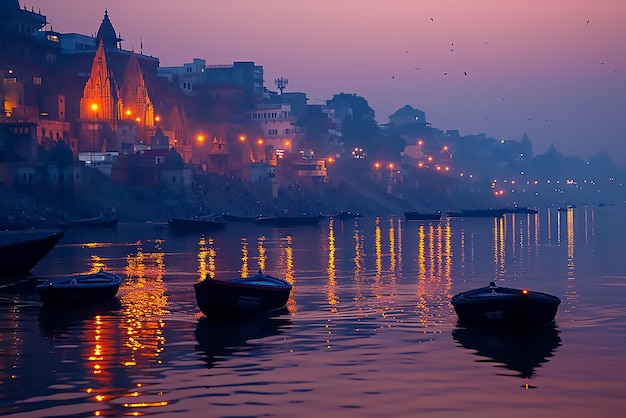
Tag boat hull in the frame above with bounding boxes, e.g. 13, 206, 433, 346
451, 282, 560, 328
0, 228, 65, 276
194, 274, 292, 317
37, 270, 122, 305
56, 216, 119, 229
168, 217, 226, 232
255, 215, 325, 226
404, 211, 441, 221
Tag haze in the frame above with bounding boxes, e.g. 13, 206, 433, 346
28, 0, 626, 165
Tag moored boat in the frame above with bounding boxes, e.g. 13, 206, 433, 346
168, 214, 226, 232
194, 269, 292, 317
222, 213, 260, 222
451, 281, 560, 328
254, 214, 325, 226
404, 211, 441, 221
37, 269, 122, 306
0, 228, 65, 277
56, 215, 119, 229
331, 211, 362, 220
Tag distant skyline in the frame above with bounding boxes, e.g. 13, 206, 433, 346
26, 0, 626, 165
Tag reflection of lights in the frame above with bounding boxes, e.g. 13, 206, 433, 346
257, 236, 266, 271
240, 237, 249, 278
327, 218, 338, 310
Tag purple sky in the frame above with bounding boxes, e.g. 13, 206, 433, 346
27, 0, 626, 165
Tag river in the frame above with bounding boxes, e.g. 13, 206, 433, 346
1, 206, 625, 417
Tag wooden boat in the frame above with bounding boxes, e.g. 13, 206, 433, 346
254, 214, 325, 226
194, 269, 292, 317
447, 209, 507, 218
56, 215, 119, 229
506, 207, 538, 214
331, 211, 362, 220
0, 228, 65, 277
404, 211, 441, 221
451, 282, 561, 328
168, 214, 226, 232
37, 269, 122, 306
221, 213, 260, 222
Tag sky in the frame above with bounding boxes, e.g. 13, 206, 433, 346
26, 0, 626, 165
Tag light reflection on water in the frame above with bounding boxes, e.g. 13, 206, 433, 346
1, 206, 626, 416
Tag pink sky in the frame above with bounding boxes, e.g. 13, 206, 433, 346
27, 0, 626, 165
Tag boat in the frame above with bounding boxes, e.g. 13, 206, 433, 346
194, 269, 292, 317
222, 213, 260, 222
0, 228, 65, 277
168, 214, 226, 232
404, 211, 441, 221
254, 214, 325, 226
450, 281, 561, 328
56, 214, 119, 229
446, 208, 507, 218
506, 207, 538, 214
37, 269, 122, 306
331, 211, 362, 220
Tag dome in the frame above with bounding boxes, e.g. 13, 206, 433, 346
162, 148, 184, 169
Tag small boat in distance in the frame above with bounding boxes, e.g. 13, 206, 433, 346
451, 282, 561, 328
254, 214, 325, 226
37, 269, 122, 306
222, 213, 260, 222
331, 211, 362, 220
0, 228, 65, 277
168, 214, 226, 232
404, 211, 441, 221
194, 269, 292, 317
447, 209, 507, 218
56, 214, 119, 229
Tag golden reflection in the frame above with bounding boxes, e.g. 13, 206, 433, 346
428, 223, 435, 280
388, 217, 396, 274
257, 236, 267, 271
279, 235, 296, 312
417, 225, 426, 281
240, 237, 249, 278
120, 240, 167, 373
443, 220, 452, 288
565, 208, 579, 314
353, 226, 365, 301
197, 237, 216, 280
327, 218, 338, 311
89, 255, 106, 273
547, 208, 552, 244
375, 217, 382, 278
396, 216, 403, 274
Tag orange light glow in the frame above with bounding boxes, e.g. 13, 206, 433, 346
125, 109, 131, 116
257, 139, 263, 145
197, 135, 204, 142
374, 162, 380, 169
522, 289, 528, 294
135, 117, 140, 123
327, 157, 334, 163
417, 140, 423, 146
239, 135, 246, 142
155, 116, 160, 122
285, 140, 291, 147
91, 103, 98, 112
427, 156, 433, 162
418, 162, 424, 167
388, 163, 394, 169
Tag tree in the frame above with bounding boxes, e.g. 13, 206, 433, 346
327, 93, 379, 150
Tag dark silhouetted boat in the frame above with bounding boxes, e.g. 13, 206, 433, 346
0, 228, 65, 277
254, 214, 325, 226
168, 214, 226, 232
447, 209, 507, 218
506, 207, 538, 214
222, 213, 260, 222
452, 324, 561, 379
331, 211, 362, 220
404, 211, 441, 221
194, 269, 292, 317
37, 269, 122, 306
451, 281, 560, 328
56, 214, 119, 229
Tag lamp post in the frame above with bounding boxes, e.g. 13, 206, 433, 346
90, 103, 98, 150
